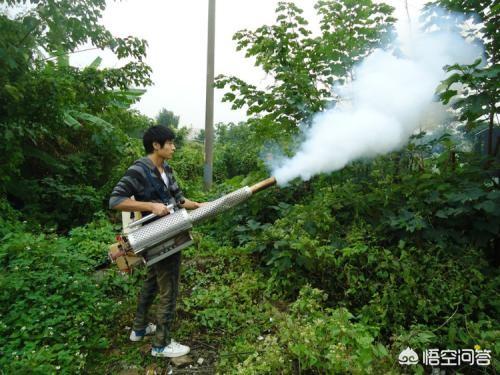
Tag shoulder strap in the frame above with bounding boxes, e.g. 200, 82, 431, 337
136, 161, 172, 204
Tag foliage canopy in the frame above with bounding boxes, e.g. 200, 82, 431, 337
215, 0, 395, 136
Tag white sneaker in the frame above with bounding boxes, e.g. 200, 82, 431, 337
151, 340, 190, 358
129, 323, 156, 342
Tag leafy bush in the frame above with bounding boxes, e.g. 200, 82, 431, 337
229, 285, 392, 374
181, 239, 273, 335
0, 216, 134, 373
195, 145, 500, 372
21, 178, 103, 229
1, 0, 153, 231
213, 122, 262, 182
169, 141, 205, 199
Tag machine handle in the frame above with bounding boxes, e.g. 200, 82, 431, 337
127, 204, 174, 229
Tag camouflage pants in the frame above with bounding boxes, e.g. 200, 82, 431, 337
133, 252, 181, 347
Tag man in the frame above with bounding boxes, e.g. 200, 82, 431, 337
109, 125, 204, 358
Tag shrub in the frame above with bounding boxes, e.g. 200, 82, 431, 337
230, 285, 393, 374
0, 216, 133, 373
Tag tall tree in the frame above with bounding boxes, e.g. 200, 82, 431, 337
195, 128, 206, 143
155, 108, 180, 129
0, 0, 152, 228
427, 0, 499, 157
215, 0, 395, 137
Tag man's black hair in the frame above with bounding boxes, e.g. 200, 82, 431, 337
143, 125, 176, 154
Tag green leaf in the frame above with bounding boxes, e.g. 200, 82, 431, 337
56, 52, 69, 67
435, 210, 449, 219
474, 200, 496, 213
4, 84, 23, 101
375, 343, 389, 357
89, 56, 103, 69
70, 111, 114, 132
63, 111, 81, 129
440, 89, 457, 104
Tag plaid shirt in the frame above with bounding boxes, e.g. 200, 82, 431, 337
109, 156, 185, 211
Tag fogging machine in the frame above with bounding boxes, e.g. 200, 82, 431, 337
109, 177, 276, 272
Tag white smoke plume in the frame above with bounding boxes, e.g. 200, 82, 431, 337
271, 9, 483, 186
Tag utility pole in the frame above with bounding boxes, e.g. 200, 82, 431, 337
204, 0, 216, 190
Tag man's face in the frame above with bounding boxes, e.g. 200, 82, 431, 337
154, 140, 176, 160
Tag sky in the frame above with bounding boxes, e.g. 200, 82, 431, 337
72, 0, 427, 130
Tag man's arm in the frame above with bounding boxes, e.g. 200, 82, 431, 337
179, 199, 206, 210
110, 165, 172, 217
116, 197, 203, 212
114, 198, 172, 216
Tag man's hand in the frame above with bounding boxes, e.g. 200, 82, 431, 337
150, 202, 171, 216
180, 199, 208, 210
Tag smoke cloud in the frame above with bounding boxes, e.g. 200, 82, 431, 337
271, 10, 483, 186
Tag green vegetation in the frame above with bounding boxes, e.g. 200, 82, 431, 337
0, 0, 151, 231
0, 211, 133, 373
0, 0, 498, 374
